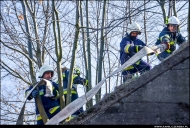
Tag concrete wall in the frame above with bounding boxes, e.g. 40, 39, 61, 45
66, 42, 189, 125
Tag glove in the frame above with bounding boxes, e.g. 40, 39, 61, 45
32, 90, 39, 98
128, 45, 143, 57
161, 41, 176, 52
161, 42, 170, 50
169, 44, 176, 52
162, 37, 170, 44
161, 36, 171, 50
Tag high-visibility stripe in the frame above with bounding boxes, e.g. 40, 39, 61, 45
64, 90, 77, 94
62, 74, 78, 84
124, 44, 131, 53
65, 116, 74, 122
73, 75, 77, 79
63, 88, 76, 92
123, 60, 141, 71
51, 90, 60, 99
170, 41, 175, 45
124, 65, 134, 70
85, 80, 88, 86
37, 114, 42, 120
166, 49, 171, 53
39, 91, 44, 95
49, 106, 60, 114
56, 90, 59, 98
165, 16, 169, 24
136, 46, 138, 52
160, 35, 170, 42
63, 87, 77, 94
36, 106, 60, 120
135, 60, 140, 65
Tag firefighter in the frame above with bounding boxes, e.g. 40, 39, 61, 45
120, 22, 151, 82
60, 67, 88, 119
25, 64, 60, 125
155, 16, 186, 61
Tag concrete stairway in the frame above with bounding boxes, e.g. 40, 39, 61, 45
66, 42, 189, 125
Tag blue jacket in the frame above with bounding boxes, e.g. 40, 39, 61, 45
25, 80, 60, 115
62, 69, 88, 94
155, 27, 186, 46
155, 27, 186, 61
120, 34, 146, 65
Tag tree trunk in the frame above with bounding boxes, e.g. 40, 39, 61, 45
21, 0, 48, 124
85, 0, 93, 109
52, 0, 65, 110
96, 0, 107, 103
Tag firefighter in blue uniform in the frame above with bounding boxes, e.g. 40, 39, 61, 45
25, 64, 60, 125
60, 67, 88, 118
155, 16, 186, 61
120, 22, 151, 82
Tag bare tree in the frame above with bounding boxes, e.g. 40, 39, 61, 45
85, 0, 93, 109
96, 0, 107, 103
66, 0, 80, 106
52, 0, 65, 110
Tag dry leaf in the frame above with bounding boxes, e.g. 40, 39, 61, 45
39, 0, 43, 4
18, 14, 24, 20
15, 109, 18, 113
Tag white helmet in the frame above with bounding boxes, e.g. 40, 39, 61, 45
127, 22, 141, 34
168, 16, 180, 25
38, 64, 54, 78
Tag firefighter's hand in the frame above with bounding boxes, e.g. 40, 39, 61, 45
32, 90, 39, 98
162, 37, 170, 50
162, 38, 170, 44
137, 46, 143, 52
161, 42, 170, 50
169, 44, 176, 52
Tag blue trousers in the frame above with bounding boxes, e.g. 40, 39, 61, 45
122, 60, 151, 82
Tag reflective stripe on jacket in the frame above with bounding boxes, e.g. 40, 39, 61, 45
155, 27, 186, 47
63, 88, 77, 94
36, 106, 60, 120
120, 35, 146, 71
25, 80, 60, 116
